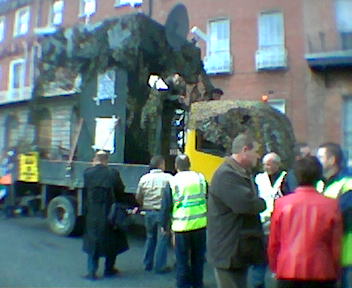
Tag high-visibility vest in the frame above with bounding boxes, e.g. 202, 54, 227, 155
255, 171, 287, 223
170, 171, 207, 232
322, 176, 352, 266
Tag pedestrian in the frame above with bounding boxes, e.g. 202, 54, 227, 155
135, 155, 173, 273
160, 154, 207, 288
283, 142, 311, 194
317, 142, 352, 288
249, 152, 287, 288
82, 151, 129, 280
268, 156, 343, 288
207, 133, 266, 288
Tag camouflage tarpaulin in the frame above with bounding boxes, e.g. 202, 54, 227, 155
188, 100, 296, 169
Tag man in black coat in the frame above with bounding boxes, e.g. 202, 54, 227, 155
207, 133, 266, 288
82, 151, 129, 280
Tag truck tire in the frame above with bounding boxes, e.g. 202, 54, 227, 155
47, 196, 77, 236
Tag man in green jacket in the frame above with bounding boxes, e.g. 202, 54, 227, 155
207, 133, 266, 288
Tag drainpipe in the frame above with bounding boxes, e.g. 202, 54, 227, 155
148, 0, 153, 18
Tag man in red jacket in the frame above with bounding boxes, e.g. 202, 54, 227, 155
268, 156, 343, 288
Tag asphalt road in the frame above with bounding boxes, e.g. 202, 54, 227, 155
0, 215, 217, 288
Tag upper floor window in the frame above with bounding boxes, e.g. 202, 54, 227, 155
204, 18, 232, 74
336, 0, 352, 50
9, 59, 25, 90
115, 0, 143, 7
50, 0, 64, 26
14, 6, 30, 36
0, 17, 5, 42
80, 0, 96, 17
256, 11, 287, 70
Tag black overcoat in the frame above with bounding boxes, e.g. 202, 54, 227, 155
82, 164, 129, 256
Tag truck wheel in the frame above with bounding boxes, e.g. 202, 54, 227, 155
47, 196, 76, 236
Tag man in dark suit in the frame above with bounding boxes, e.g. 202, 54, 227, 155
82, 151, 129, 280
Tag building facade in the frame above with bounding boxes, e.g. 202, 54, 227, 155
0, 0, 351, 166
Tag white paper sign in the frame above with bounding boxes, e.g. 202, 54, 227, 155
92, 117, 118, 152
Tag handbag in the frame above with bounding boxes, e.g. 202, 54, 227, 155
108, 202, 128, 230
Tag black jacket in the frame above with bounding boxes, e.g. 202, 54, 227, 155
207, 157, 266, 269
82, 164, 129, 256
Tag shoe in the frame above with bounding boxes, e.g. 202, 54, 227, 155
155, 266, 172, 274
83, 273, 97, 280
144, 266, 153, 271
104, 268, 120, 277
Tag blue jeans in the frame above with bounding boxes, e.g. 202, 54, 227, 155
87, 251, 116, 275
342, 266, 352, 288
143, 210, 169, 271
174, 228, 206, 288
248, 264, 267, 288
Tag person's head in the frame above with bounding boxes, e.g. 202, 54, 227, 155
210, 88, 223, 100
316, 142, 344, 179
231, 133, 260, 169
93, 150, 109, 166
262, 152, 281, 175
175, 154, 191, 172
294, 156, 322, 186
149, 155, 165, 170
295, 142, 311, 160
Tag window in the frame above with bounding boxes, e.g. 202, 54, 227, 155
80, 0, 96, 17
268, 99, 286, 114
95, 70, 117, 105
336, 0, 352, 50
50, 0, 64, 26
115, 0, 143, 7
204, 19, 232, 74
14, 6, 30, 36
0, 17, 5, 42
9, 59, 25, 98
343, 96, 352, 168
256, 11, 287, 70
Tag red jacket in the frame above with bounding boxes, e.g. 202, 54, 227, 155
268, 186, 343, 281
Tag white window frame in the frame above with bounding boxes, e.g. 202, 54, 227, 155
49, 0, 64, 26
79, 0, 96, 17
0, 16, 5, 42
14, 6, 30, 37
268, 99, 286, 114
204, 18, 232, 74
335, 0, 352, 33
114, 0, 143, 7
256, 11, 287, 70
9, 59, 26, 97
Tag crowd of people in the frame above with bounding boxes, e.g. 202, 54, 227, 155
82, 135, 352, 288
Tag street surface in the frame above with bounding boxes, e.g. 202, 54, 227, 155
0, 215, 217, 288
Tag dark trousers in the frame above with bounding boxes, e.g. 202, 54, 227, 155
174, 228, 206, 288
277, 279, 336, 288
87, 251, 116, 275
214, 267, 248, 288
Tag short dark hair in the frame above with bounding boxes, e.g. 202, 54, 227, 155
318, 142, 344, 168
175, 154, 191, 171
294, 156, 322, 186
231, 133, 255, 154
149, 155, 165, 169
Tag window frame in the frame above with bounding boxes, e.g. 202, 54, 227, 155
207, 18, 230, 57
114, 0, 143, 7
9, 59, 26, 94
342, 95, 352, 168
79, 0, 96, 17
14, 6, 30, 37
0, 16, 5, 42
49, 0, 64, 26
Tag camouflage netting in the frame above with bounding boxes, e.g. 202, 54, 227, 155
188, 100, 296, 169
35, 13, 210, 96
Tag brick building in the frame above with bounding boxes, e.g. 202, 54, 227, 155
0, 0, 351, 165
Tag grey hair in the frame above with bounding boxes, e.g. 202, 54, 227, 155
231, 133, 255, 154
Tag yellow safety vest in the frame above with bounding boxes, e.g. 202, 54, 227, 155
322, 176, 352, 266
170, 171, 207, 232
